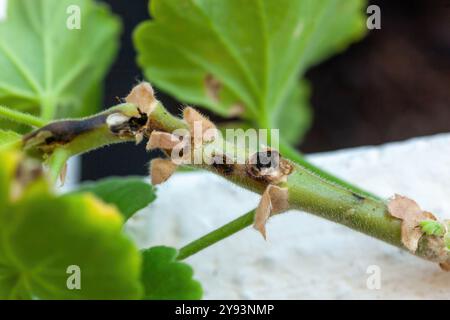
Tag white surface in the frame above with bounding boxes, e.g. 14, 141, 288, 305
0, 0, 7, 22
125, 134, 450, 299
58, 156, 81, 193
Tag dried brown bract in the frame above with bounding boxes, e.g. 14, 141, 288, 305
183, 107, 218, 143
120, 82, 159, 140
105, 82, 161, 143
388, 194, 437, 252
440, 262, 450, 271
254, 185, 289, 239
150, 158, 178, 185
147, 131, 182, 151
125, 82, 157, 116
59, 162, 67, 187
417, 234, 450, 271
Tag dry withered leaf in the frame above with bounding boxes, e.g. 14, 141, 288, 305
183, 107, 218, 143
150, 158, 178, 185
147, 131, 181, 151
125, 82, 157, 115
388, 194, 437, 252
440, 262, 450, 271
254, 185, 289, 239
59, 162, 67, 187
135, 132, 144, 145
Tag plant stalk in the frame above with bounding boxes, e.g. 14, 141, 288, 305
22, 98, 450, 267
177, 210, 255, 260
279, 141, 380, 200
0, 105, 46, 127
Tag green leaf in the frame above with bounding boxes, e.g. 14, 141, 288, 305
0, 0, 121, 120
274, 80, 312, 145
74, 177, 156, 221
134, 0, 366, 141
58, 83, 103, 119
420, 220, 445, 237
0, 149, 143, 299
0, 129, 21, 148
141, 246, 203, 300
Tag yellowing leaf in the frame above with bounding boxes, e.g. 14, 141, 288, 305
74, 177, 156, 221
0, 129, 21, 148
0, 149, 143, 299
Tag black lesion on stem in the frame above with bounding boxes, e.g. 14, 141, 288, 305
23, 113, 110, 147
352, 192, 366, 202
253, 150, 279, 170
128, 109, 148, 132
245, 149, 293, 184
247, 150, 280, 179
108, 108, 149, 137
211, 153, 234, 176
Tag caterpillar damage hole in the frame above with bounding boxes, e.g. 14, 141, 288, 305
106, 110, 148, 143
246, 150, 293, 184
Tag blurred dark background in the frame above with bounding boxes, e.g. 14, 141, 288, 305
82, 0, 450, 180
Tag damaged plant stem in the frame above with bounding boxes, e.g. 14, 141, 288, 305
17, 83, 450, 270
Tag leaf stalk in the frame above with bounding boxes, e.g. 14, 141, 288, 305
0, 105, 46, 127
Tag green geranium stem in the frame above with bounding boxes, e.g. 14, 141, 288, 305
177, 210, 255, 260
279, 141, 380, 200
0, 105, 46, 127
21, 89, 450, 268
